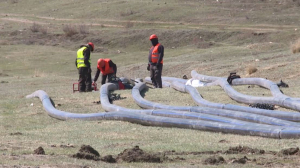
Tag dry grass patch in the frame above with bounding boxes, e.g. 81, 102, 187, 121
63, 24, 78, 37
78, 24, 89, 34
291, 38, 300, 54
29, 23, 47, 34
246, 65, 258, 75
125, 21, 134, 28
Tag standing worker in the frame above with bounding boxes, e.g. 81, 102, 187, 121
75, 42, 94, 92
93, 58, 117, 85
147, 34, 164, 88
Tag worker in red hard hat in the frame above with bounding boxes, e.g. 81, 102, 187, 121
75, 42, 94, 92
93, 58, 117, 85
147, 34, 164, 88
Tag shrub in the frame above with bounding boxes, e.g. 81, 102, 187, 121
63, 24, 78, 37
29, 23, 47, 34
291, 38, 300, 54
125, 21, 134, 28
246, 65, 257, 75
30, 23, 42, 33
10, 0, 18, 4
79, 24, 89, 34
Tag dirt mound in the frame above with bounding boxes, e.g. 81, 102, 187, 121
116, 145, 162, 163
101, 155, 116, 163
224, 145, 265, 154
230, 156, 250, 164
72, 145, 100, 161
279, 147, 299, 156
34, 146, 45, 155
163, 150, 218, 155
10, 132, 22, 135
0, 73, 9, 77
203, 155, 225, 165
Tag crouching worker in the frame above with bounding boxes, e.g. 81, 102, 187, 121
93, 58, 117, 85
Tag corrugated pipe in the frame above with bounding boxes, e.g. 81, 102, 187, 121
157, 76, 300, 122
191, 70, 300, 111
141, 78, 300, 126
25, 80, 300, 138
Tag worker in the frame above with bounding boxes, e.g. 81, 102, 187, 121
147, 34, 164, 88
93, 58, 117, 85
75, 42, 94, 92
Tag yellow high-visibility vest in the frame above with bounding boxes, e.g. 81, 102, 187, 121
76, 46, 91, 68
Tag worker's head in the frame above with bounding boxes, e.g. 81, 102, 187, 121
87, 42, 94, 52
97, 58, 105, 69
149, 34, 158, 46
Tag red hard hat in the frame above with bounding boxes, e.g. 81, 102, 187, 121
88, 42, 94, 51
149, 34, 158, 40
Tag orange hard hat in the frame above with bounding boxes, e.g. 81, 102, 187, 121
149, 34, 158, 40
88, 42, 94, 51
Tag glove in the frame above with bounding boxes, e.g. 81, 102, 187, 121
147, 64, 150, 71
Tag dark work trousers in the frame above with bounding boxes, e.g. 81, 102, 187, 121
150, 64, 163, 88
78, 67, 92, 92
101, 73, 114, 85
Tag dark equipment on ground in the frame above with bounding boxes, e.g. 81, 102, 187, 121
109, 76, 134, 90
227, 72, 241, 84
249, 103, 275, 110
277, 80, 289, 88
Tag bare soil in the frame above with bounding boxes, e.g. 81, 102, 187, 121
25, 144, 300, 166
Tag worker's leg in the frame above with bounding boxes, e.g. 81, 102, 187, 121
78, 67, 86, 92
150, 65, 157, 88
154, 64, 163, 88
85, 69, 92, 92
101, 74, 108, 85
107, 74, 114, 83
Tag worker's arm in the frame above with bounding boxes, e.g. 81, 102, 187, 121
148, 48, 153, 65
156, 45, 164, 66
83, 48, 91, 68
93, 69, 101, 82
75, 58, 77, 68
109, 60, 117, 74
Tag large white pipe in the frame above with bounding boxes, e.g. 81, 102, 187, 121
191, 70, 300, 111
140, 79, 300, 127
25, 75, 300, 139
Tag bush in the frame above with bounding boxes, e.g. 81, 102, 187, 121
63, 24, 78, 37
30, 23, 41, 33
29, 23, 47, 34
79, 24, 89, 34
291, 38, 300, 54
125, 21, 134, 28
246, 65, 257, 75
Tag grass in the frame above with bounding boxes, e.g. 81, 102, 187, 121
1, 0, 300, 167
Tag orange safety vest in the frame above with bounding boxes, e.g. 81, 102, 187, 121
150, 43, 163, 64
97, 59, 114, 75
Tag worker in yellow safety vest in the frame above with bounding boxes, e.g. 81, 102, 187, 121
75, 42, 94, 92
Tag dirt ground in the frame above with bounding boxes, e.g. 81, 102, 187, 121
25, 144, 300, 167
